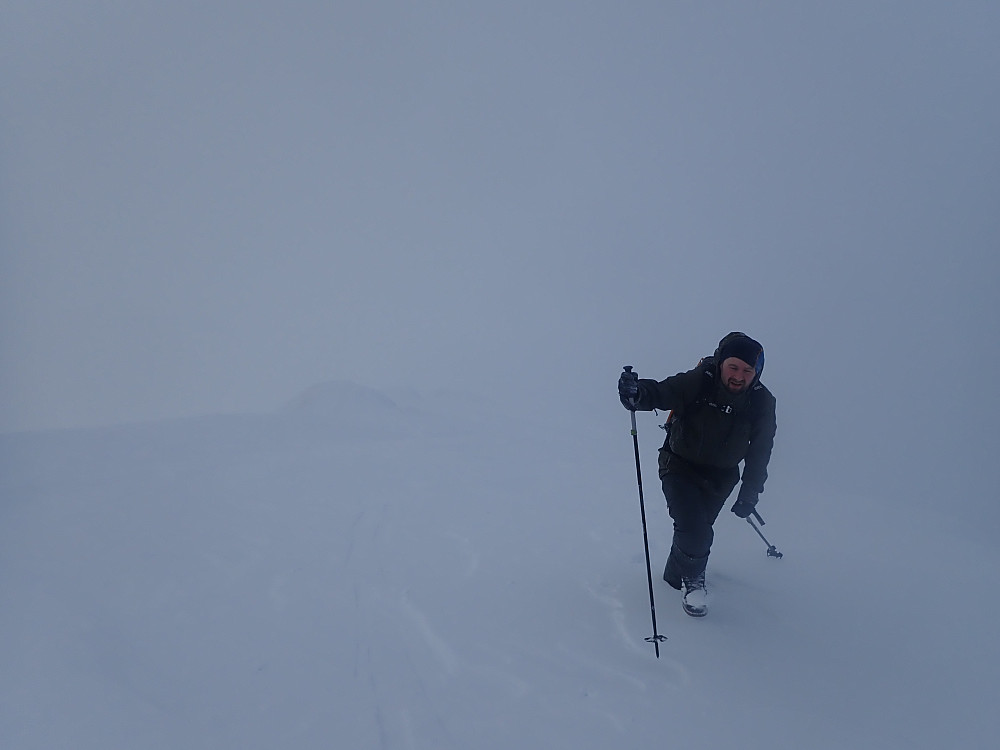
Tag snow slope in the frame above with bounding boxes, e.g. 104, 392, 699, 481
1, 382, 997, 749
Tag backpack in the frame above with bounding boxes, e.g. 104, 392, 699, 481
660, 356, 716, 438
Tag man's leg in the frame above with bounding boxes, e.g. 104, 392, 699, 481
661, 473, 714, 589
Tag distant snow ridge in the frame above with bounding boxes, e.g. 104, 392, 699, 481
283, 380, 402, 416
280, 380, 417, 438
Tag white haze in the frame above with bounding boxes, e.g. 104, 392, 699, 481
1, 2, 999, 742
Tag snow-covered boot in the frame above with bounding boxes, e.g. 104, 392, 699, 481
681, 572, 708, 617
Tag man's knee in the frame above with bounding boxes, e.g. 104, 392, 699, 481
661, 474, 701, 519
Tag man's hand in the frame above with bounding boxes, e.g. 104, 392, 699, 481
618, 367, 641, 410
731, 484, 759, 518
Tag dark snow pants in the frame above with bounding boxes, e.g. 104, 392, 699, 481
660, 471, 733, 589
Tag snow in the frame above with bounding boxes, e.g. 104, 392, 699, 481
1, 382, 997, 749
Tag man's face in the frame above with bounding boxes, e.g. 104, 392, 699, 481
721, 357, 756, 393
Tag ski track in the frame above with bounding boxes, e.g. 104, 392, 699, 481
584, 580, 647, 657
442, 531, 479, 579
555, 640, 647, 692
357, 589, 459, 749
344, 509, 367, 566
344, 493, 469, 748
581, 579, 692, 692
398, 593, 460, 677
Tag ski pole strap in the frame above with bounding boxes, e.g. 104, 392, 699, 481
751, 509, 765, 525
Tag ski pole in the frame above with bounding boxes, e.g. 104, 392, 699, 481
623, 366, 667, 656
747, 509, 783, 559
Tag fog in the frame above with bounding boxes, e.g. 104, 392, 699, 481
3, 2, 998, 521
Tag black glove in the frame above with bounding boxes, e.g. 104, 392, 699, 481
618, 367, 640, 410
731, 484, 759, 519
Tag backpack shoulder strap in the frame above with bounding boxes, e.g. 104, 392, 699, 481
663, 357, 716, 430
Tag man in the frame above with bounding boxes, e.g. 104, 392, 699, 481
618, 332, 777, 617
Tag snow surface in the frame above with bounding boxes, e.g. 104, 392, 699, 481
1, 382, 997, 749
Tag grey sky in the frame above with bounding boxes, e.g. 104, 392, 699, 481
3, 1, 998, 506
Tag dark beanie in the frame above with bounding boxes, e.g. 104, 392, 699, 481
720, 336, 763, 370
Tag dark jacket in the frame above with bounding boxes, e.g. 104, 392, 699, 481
633, 357, 777, 497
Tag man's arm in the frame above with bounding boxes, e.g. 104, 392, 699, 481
740, 388, 777, 493
631, 367, 707, 412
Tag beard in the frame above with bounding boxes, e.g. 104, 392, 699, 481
723, 377, 750, 393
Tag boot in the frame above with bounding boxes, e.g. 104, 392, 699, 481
662, 545, 706, 592
681, 572, 708, 617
